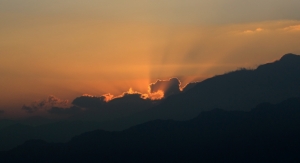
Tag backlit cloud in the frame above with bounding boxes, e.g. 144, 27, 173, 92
48, 89, 158, 121
149, 78, 181, 98
148, 90, 164, 100
41, 78, 184, 119
70, 88, 155, 110
72, 95, 106, 109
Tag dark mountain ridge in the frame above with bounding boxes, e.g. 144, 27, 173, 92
117, 53, 300, 126
91, 53, 300, 131
1, 97, 300, 163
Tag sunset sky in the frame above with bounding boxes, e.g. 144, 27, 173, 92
1, 0, 300, 117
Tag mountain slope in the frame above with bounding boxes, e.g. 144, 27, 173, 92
111, 53, 300, 129
166, 53, 300, 111
65, 53, 300, 128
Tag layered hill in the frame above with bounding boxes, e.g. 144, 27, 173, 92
1, 97, 300, 163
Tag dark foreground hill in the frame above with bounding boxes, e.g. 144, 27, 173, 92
0, 120, 105, 151
1, 97, 300, 163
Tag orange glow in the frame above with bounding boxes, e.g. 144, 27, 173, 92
102, 94, 114, 102
148, 90, 164, 100
127, 88, 135, 94
82, 94, 95, 97
95, 83, 167, 101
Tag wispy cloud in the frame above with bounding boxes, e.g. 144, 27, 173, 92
243, 28, 264, 34
283, 25, 300, 31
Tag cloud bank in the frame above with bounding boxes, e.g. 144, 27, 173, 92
20, 78, 190, 121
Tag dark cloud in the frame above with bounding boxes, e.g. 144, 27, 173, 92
21, 79, 187, 121
149, 78, 181, 97
72, 91, 154, 110
72, 95, 106, 109
54, 92, 158, 121
48, 106, 82, 115
21, 78, 189, 121
109, 93, 154, 108
112, 93, 147, 103
22, 95, 70, 113
72, 93, 155, 111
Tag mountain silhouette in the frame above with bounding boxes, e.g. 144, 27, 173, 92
109, 53, 300, 130
1, 97, 300, 163
0, 120, 106, 151
0, 53, 300, 151
164, 53, 300, 112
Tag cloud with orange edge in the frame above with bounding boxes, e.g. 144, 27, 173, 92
149, 78, 181, 98
23, 78, 186, 118
148, 90, 164, 100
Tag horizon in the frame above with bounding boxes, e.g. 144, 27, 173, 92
1, 53, 299, 120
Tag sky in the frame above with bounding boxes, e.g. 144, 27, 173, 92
1, 0, 300, 117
